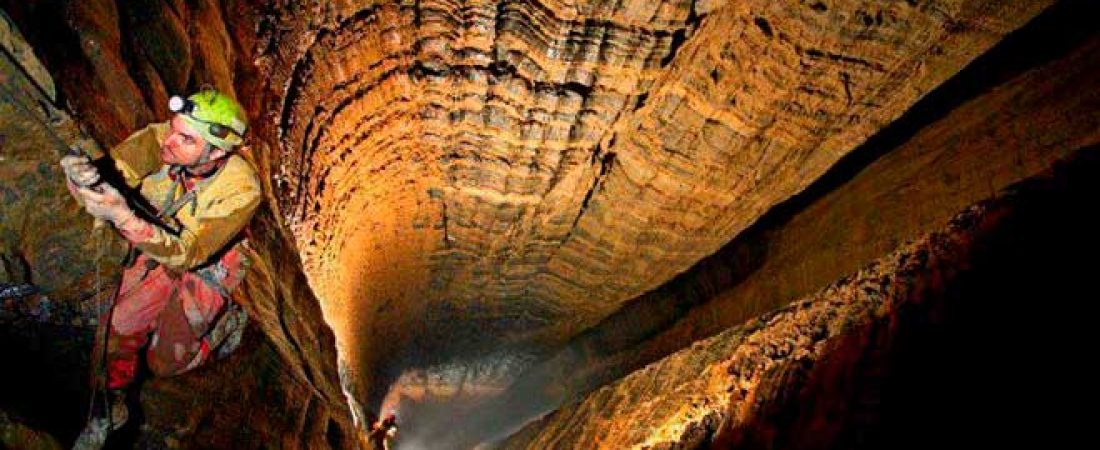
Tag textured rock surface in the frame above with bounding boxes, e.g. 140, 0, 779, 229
500, 151, 1099, 449
485, 4, 1100, 431
4, 1, 1092, 448
254, 0, 1053, 404
0, 410, 62, 450
1, 6, 120, 313
0, 4, 358, 448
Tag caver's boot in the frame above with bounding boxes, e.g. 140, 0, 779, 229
72, 389, 128, 450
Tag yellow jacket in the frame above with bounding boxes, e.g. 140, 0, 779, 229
107, 122, 261, 272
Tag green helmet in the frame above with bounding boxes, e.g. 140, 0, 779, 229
168, 90, 248, 151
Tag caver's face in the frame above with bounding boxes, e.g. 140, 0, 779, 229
161, 115, 224, 166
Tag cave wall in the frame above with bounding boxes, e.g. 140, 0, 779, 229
4, 1, 1093, 448
253, 0, 1055, 413
500, 148, 1099, 450
442, 4, 1100, 444
0, 2, 358, 447
1, 7, 118, 298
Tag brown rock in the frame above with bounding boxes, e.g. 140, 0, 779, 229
0, 13, 358, 447
121, 0, 193, 94
500, 152, 1100, 448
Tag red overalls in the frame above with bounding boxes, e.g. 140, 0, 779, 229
97, 169, 250, 390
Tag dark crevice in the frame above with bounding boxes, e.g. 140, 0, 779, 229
488, 58, 595, 98
326, 417, 345, 449
564, 143, 616, 239
660, 28, 689, 66
112, 0, 148, 104
802, 47, 885, 72
633, 92, 649, 111
598, 151, 616, 177
409, 60, 451, 78
659, 5, 701, 68
1, 251, 32, 285
839, 71, 853, 106
754, 17, 774, 39
440, 196, 452, 249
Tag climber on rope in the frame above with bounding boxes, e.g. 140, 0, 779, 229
60, 90, 261, 449
368, 412, 399, 450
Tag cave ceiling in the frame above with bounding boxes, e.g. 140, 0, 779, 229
253, 0, 1050, 389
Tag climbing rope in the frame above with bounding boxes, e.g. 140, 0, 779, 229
1, 42, 126, 435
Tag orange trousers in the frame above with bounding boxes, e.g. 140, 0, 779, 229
97, 247, 246, 389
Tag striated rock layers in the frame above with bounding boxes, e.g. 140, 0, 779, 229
5, 0, 1056, 419
3, 1, 1088, 447
257, 0, 1053, 405
484, 4, 1100, 437
501, 149, 1100, 450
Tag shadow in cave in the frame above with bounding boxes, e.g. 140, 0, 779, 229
0, 296, 152, 449
0, 312, 94, 444
710, 148, 1100, 449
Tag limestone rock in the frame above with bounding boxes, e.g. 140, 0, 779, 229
486, 10, 1100, 434
257, 0, 1053, 403
3, 1, 1091, 447
500, 151, 1100, 449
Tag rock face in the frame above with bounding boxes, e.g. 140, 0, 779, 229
3, 0, 1096, 448
500, 150, 1100, 450
256, 0, 1053, 406
478, 5, 1100, 439
0, 4, 358, 448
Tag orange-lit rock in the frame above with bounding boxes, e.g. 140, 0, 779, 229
258, 0, 1052, 405
488, 10, 1100, 433
500, 152, 1100, 449
3, 0, 1095, 448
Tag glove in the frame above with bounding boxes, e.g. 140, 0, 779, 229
76, 184, 136, 225
60, 154, 100, 188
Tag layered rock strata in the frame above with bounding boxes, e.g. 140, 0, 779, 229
485, 4, 1100, 436
501, 150, 1099, 449
257, 0, 1053, 405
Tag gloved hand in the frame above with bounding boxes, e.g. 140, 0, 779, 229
60, 154, 100, 188
76, 184, 136, 225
